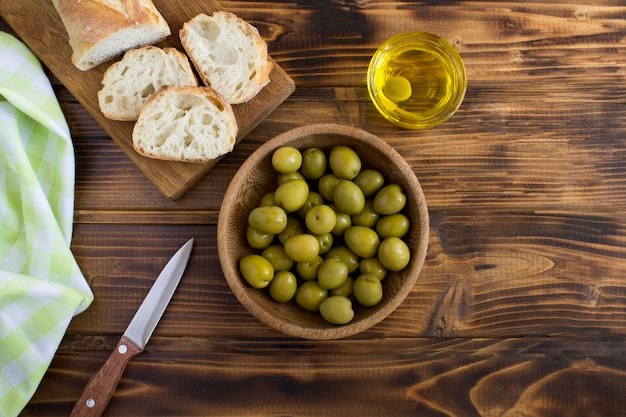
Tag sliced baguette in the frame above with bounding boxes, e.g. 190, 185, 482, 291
132, 86, 238, 163
51, 0, 171, 71
98, 46, 198, 121
180, 11, 273, 104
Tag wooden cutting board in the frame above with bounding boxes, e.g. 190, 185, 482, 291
0, 0, 295, 199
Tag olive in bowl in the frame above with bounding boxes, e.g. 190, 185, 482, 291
217, 123, 429, 340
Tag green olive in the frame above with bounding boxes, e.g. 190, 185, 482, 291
284, 233, 320, 263
318, 173, 341, 202
329, 145, 361, 180
378, 237, 410, 271
373, 184, 406, 215
301, 147, 327, 180
275, 179, 309, 213
243, 146, 411, 318
316, 232, 334, 255
319, 296, 354, 325
261, 244, 295, 271
296, 256, 324, 281
277, 170, 305, 185
325, 246, 360, 274
376, 213, 410, 239
329, 276, 354, 298
248, 205, 287, 235
297, 191, 325, 218
259, 192, 277, 206
333, 180, 365, 215
353, 273, 383, 307
272, 146, 302, 174
359, 257, 387, 281
246, 225, 274, 250
240, 254, 274, 289
353, 169, 385, 198
268, 270, 298, 303
344, 225, 380, 259
295, 280, 328, 311
305, 204, 337, 235
351, 199, 379, 228
317, 257, 349, 290
382, 75, 412, 102
277, 216, 304, 245
331, 211, 352, 236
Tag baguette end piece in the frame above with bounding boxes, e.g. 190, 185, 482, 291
52, 0, 172, 71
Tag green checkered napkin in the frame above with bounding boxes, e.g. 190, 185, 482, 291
0, 33, 93, 416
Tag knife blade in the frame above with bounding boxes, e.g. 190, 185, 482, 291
70, 238, 194, 417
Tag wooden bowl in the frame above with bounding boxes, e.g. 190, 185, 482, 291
217, 124, 429, 339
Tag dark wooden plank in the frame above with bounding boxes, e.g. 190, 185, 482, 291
22, 337, 626, 416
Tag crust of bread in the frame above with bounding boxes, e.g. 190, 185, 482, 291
98, 46, 198, 121
51, 0, 171, 71
180, 11, 273, 104
132, 85, 238, 163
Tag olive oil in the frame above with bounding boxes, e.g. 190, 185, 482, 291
376, 47, 455, 112
368, 32, 466, 129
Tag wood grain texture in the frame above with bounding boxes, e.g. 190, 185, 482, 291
23, 337, 626, 417
3, 0, 626, 415
0, 0, 295, 199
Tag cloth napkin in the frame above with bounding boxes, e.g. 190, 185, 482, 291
0, 33, 93, 416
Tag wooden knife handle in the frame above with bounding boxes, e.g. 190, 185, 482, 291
70, 335, 143, 417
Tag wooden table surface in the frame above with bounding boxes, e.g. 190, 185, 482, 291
4, 1, 626, 416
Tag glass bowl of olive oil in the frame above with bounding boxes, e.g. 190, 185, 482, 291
367, 32, 467, 129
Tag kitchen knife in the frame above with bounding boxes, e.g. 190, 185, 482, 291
70, 238, 194, 417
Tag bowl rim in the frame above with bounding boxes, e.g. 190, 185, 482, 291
217, 123, 430, 339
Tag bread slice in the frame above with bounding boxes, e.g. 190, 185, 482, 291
180, 11, 273, 104
132, 86, 238, 163
98, 46, 198, 121
51, 0, 171, 71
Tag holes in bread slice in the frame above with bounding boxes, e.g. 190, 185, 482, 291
201, 113, 214, 125
117, 96, 130, 112
151, 123, 173, 149
210, 42, 239, 65
174, 93, 204, 110
173, 110, 187, 121
141, 83, 156, 98
196, 19, 221, 41
184, 130, 194, 148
